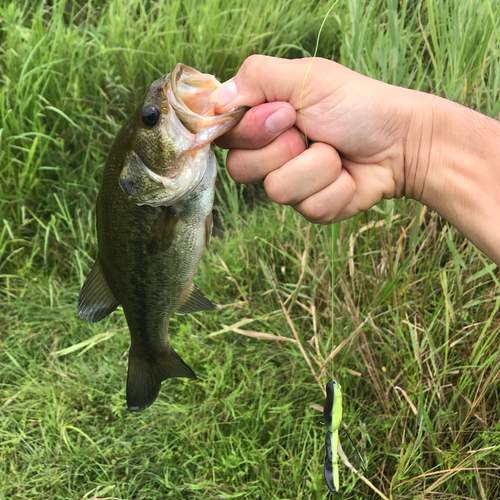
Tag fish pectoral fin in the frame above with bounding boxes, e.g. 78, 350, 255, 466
176, 283, 215, 315
126, 346, 197, 412
148, 207, 181, 253
77, 256, 119, 322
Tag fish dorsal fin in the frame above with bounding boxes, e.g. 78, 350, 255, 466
176, 283, 215, 315
127, 345, 197, 412
148, 207, 181, 253
77, 256, 120, 323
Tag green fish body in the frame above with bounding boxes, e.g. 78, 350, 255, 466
77, 64, 246, 411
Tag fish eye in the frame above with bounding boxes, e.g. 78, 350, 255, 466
141, 105, 160, 127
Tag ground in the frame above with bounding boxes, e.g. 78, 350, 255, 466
0, 1, 499, 498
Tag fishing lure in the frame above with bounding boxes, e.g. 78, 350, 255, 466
323, 380, 367, 494
323, 380, 342, 492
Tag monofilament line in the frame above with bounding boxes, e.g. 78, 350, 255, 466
299, 0, 339, 149
298, 1, 339, 380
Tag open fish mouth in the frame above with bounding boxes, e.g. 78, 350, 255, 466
118, 64, 247, 208
170, 64, 220, 119
166, 64, 248, 176
119, 64, 248, 206
159, 64, 246, 204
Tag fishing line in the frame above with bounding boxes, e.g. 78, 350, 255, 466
299, 0, 339, 149
296, 3, 371, 494
298, 3, 344, 496
298, 0, 339, 380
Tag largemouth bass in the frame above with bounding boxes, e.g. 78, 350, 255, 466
77, 64, 246, 411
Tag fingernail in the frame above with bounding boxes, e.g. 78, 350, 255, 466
210, 81, 237, 108
265, 108, 295, 134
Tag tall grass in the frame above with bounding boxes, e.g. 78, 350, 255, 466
1, 1, 499, 499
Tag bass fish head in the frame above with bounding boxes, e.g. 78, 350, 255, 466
119, 64, 247, 207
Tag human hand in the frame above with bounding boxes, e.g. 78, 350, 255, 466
209, 55, 413, 224
209, 55, 500, 266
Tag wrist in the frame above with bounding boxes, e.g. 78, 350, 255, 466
403, 90, 500, 264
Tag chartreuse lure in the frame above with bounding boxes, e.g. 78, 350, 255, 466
323, 380, 367, 494
323, 380, 342, 492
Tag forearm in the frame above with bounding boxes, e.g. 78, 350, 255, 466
403, 90, 500, 265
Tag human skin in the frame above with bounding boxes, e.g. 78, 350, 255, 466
208, 55, 500, 266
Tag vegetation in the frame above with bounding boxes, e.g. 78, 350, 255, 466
1, 0, 499, 498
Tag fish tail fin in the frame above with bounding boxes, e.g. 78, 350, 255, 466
126, 346, 197, 412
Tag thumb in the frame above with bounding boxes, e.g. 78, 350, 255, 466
209, 55, 308, 114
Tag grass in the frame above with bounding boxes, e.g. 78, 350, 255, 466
1, 0, 500, 498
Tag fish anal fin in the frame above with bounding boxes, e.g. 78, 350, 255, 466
77, 256, 119, 323
204, 213, 212, 251
126, 346, 197, 412
176, 283, 215, 315
148, 208, 181, 253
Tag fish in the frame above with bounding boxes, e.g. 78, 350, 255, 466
77, 64, 247, 412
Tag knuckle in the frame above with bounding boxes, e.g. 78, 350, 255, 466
264, 171, 290, 205
300, 197, 333, 224
280, 128, 306, 161
343, 172, 357, 198
240, 55, 278, 99
242, 54, 268, 73
227, 150, 252, 184
239, 55, 269, 84
319, 143, 341, 170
